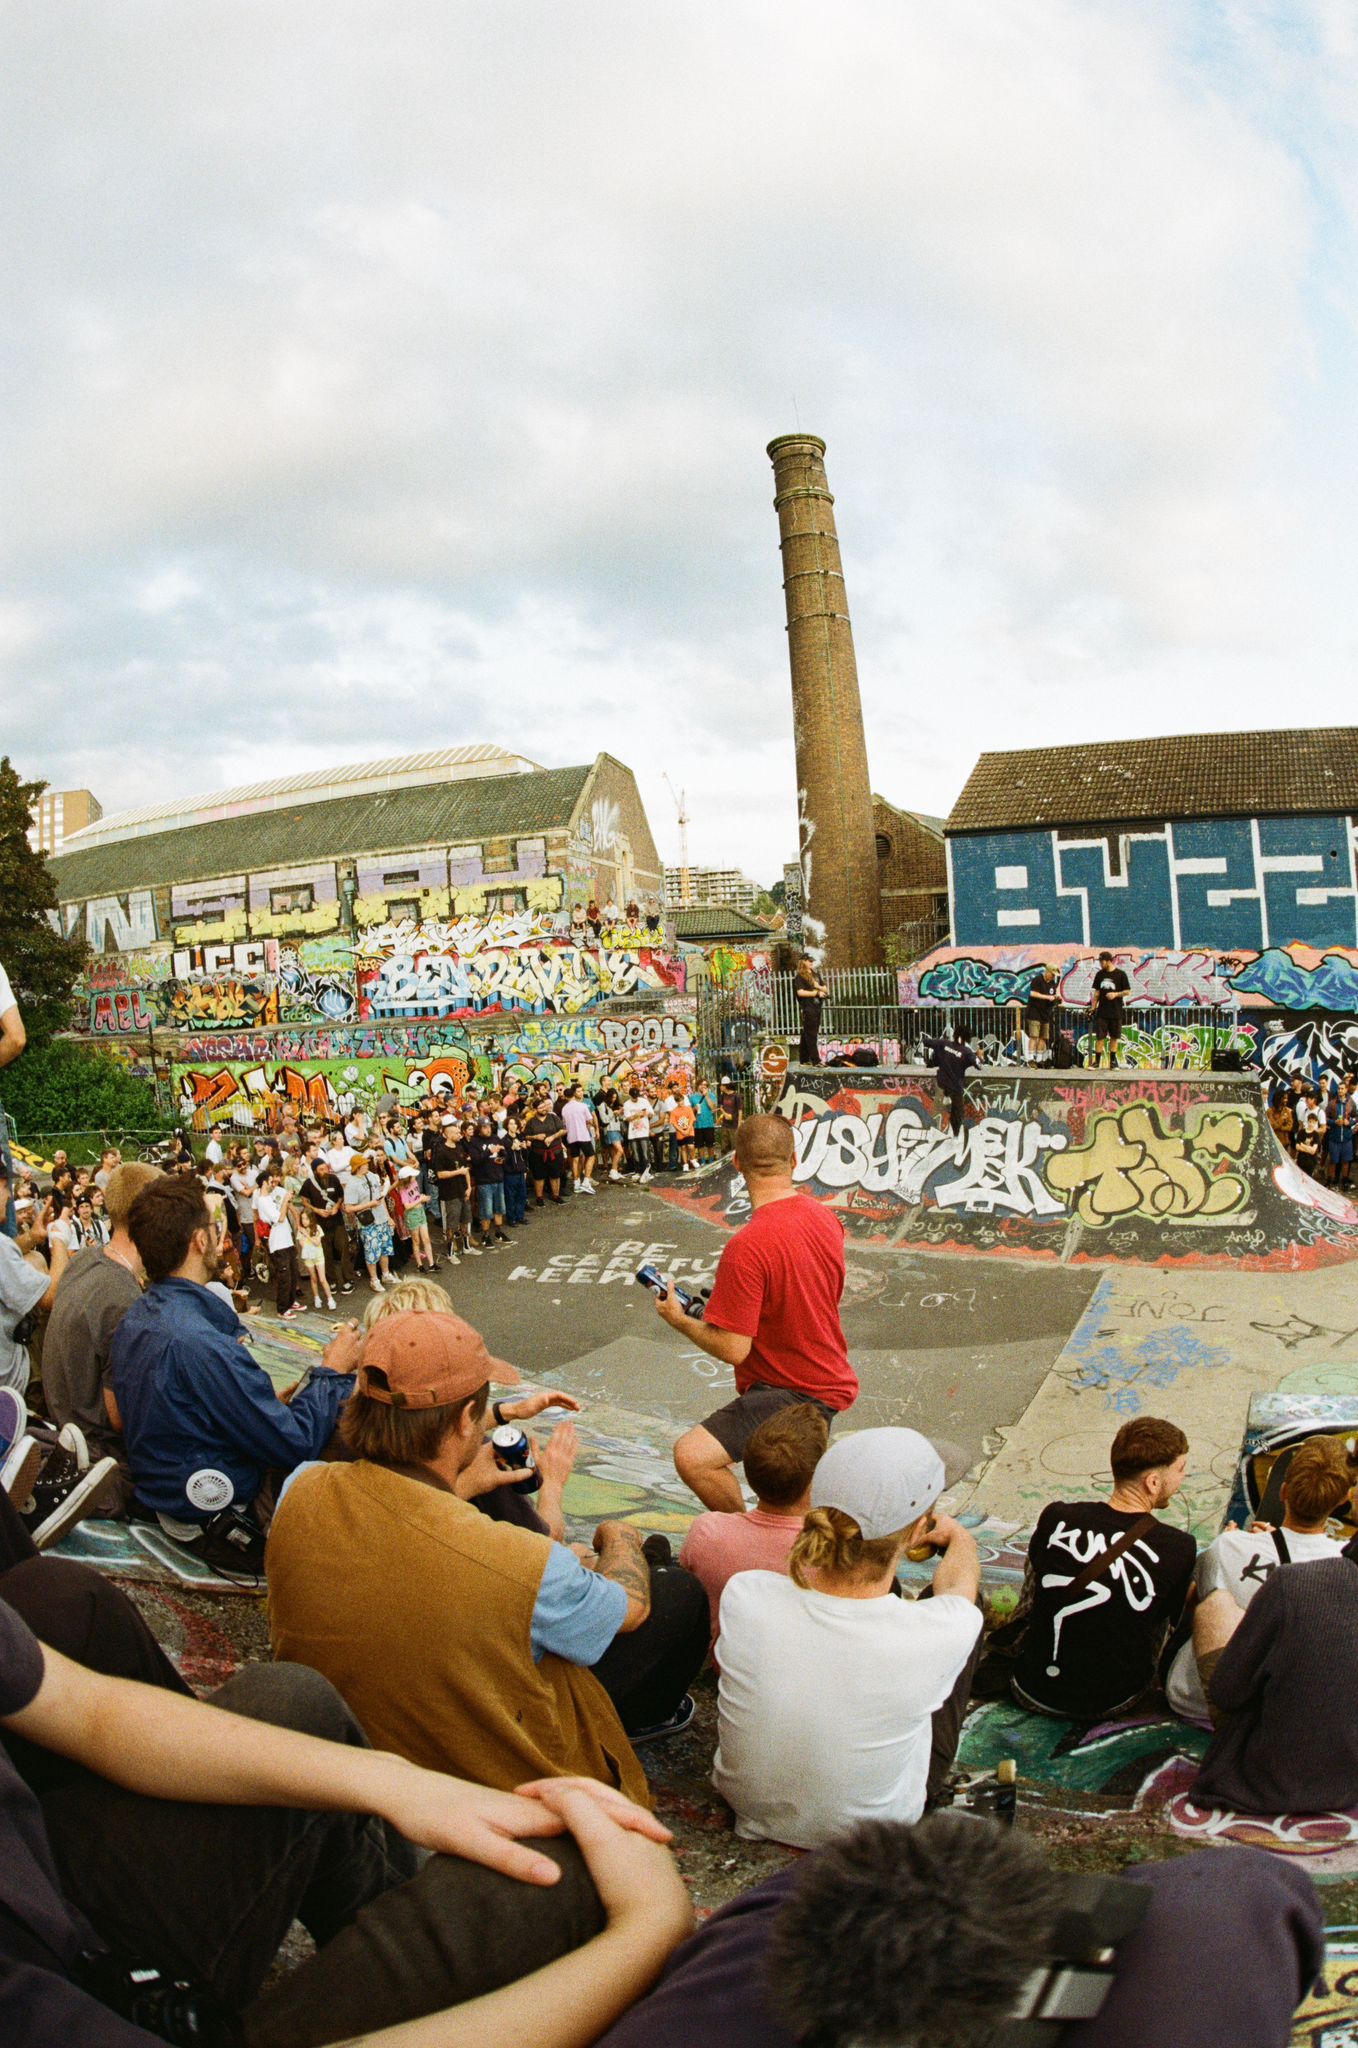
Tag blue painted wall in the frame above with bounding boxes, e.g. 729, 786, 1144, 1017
949, 815, 1358, 950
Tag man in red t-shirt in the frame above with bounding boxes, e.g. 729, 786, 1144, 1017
654, 1114, 858, 1511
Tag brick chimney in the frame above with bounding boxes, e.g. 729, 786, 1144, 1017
768, 433, 881, 969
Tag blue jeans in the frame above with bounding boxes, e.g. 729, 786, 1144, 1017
476, 1182, 506, 1223
504, 1173, 527, 1224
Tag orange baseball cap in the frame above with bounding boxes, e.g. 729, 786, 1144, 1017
356, 1310, 520, 1409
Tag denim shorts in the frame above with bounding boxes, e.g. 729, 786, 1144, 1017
477, 1182, 506, 1221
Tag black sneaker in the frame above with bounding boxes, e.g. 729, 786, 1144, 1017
19, 1445, 120, 1550
627, 1693, 697, 1745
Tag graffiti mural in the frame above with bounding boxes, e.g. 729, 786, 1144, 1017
88, 989, 155, 1035
174, 1052, 493, 1131
659, 1070, 1358, 1270
950, 815, 1358, 951
162, 977, 280, 1029
907, 940, 1358, 1013
357, 942, 683, 1021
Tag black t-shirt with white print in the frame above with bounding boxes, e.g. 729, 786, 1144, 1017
1014, 1501, 1195, 1718
1091, 966, 1131, 1017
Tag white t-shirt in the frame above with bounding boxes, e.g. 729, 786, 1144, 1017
0, 957, 15, 1017
622, 1098, 651, 1141
254, 1189, 294, 1252
205, 1136, 224, 1166
1167, 1526, 1345, 1722
343, 1119, 367, 1148
713, 1571, 983, 1849
326, 1142, 355, 1176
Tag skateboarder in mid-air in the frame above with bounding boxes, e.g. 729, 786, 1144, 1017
1089, 951, 1130, 1070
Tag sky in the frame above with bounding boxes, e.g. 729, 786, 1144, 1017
5, 1, 1358, 887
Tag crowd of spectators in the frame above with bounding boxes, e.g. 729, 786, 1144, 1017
0, 1082, 1343, 2044
1268, 1070, 1358, 1185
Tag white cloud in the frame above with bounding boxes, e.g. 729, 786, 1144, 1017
1, 1, 1352, 878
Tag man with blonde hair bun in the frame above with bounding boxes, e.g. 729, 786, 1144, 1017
658, 1114, 858, 1513
712, 1427, 981, 1849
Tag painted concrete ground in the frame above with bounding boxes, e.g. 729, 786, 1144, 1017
57, 1178, 1358, 2041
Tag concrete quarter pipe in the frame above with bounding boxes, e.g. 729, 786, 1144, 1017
663, 1067, 1358, 1270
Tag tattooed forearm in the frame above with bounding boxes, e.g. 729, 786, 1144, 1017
594, 1525, 652, 1624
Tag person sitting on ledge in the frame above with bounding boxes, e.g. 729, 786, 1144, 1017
111, 1177, 358, 1576
712, 1427, 982, 1849
268, 1309, 709, 1794
678, 1400, 828, 1650
1008, 1417, 1195, 1722
1167, 1434, 1353, 1726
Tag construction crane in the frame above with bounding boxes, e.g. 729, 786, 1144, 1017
662, 774, 692, 906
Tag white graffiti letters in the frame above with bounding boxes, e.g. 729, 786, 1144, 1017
793, 1105, 1067, 1218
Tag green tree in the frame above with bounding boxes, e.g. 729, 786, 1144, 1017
1, 1038, 162, 1143
0, 756, 88, 1045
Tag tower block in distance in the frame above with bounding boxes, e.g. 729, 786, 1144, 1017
768, 433, 882, 969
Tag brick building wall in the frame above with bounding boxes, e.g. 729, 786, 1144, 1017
874, 797, 948, 953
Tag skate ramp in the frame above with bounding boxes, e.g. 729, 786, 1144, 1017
664, 1067, 1358, 1270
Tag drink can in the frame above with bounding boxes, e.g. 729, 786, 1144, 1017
490, 1424, 540, 1492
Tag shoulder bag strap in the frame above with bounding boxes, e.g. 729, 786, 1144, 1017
1272, 1527, 1291, 1566
1063, 1513, 1156, 1600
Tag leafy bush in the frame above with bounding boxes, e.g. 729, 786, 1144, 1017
1, 1038, 165, 1138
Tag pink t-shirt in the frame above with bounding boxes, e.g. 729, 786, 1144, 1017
679, 1507, 806, 1646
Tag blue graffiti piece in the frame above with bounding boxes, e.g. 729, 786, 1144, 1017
1109, 1388, 1142, 1415
1229, 947, 1358, 1010
918, 959, 1040, 1005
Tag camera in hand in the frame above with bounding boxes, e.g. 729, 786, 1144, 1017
635, 1263, 706, 1319
78, 1952, 241, 2046
999, 1871, 1149, 2040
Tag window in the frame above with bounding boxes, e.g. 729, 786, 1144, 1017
386, 899, 421, 923
482, 840, 516, 875
488, 890, 525, 915
270, 884, 315, 915
875, 833, 892, 860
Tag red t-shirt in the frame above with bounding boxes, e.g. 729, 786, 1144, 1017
704, 1194, 857, 1409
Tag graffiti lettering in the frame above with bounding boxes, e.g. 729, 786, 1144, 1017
793, 1104, 1067, 1217
1045, 1104, 1253, 1226
357, 944, 683, 1020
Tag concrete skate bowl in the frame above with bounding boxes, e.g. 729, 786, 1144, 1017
663, 1067, 1358, 1271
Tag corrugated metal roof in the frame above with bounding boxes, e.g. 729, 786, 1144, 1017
62, 745, 540, 851
49, 765, 593, 901
946, 730, 1358, 834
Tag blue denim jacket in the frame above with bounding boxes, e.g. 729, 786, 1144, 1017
110, 1278, 353, 1521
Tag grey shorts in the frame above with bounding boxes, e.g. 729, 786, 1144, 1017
702, 1385, 840, 1463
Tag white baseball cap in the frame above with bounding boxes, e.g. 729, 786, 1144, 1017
398, 1164, 419, 1179
810, 1427, 953, 1539
440, 1113, 458, 1126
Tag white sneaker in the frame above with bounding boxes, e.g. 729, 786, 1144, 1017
1, 1435, 43, 1509
370, 1278, 384, 1294
57, 1422, 90, 1467
639, 1168, 654, 1183
581, 1180, 596, 1195
608, 1170, 623, 1183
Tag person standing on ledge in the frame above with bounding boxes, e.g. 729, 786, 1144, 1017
655, 1116, 858, 1512
1089, 950, 1131, 1070
793, 953, 828, 1066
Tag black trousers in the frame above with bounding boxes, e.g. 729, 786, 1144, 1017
322, 1217, 355, 1288
0, 1486, 606, 2045
944, 1088, 966, 1137
270, 1244, 298, 1314
591, 1559, 709, 1733
797, 1000, 822, 1065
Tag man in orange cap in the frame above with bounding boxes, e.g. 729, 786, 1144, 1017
268, 1310, 707, 1797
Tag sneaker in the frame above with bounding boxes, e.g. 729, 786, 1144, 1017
628, 1693, 697, 1745
369, 1278, 384, 1294
463, 1242, 483, 1258
639, 1169, 654, 1184
446, 1252, 461, 1265
341, 1282, 354, 1294
0, 1387, 28, 1465
21, 1446, 120, 1550
281, 1307, 302, 1320
608, 1170, 623, 1183
580, 1180, 596, 1195
57, 1421, 90, 1465
1, 1434, 43, 1509
325, 1295, 338, 1309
